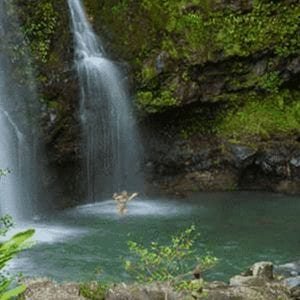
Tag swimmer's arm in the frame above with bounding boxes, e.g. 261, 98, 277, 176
128, 193, 138, 201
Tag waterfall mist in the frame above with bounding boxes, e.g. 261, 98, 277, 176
68, 0, 143, 201
0, 1, 44, 220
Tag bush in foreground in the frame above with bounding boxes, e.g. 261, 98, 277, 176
125, 225, 217, 292
0, 215, 34, 300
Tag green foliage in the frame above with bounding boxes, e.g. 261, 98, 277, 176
257, 72, 282, 93
137, 90, 178, 113
217, 2, 300, 57
141, 66, 157, 83
79, 282, 109, 300
124, 225, 217, 290
0, 216, 35, 300
217, 90, 300, 139
21, 1, 58, 64
228, 71, 283, 94
94, 0, 300, 63
90, 0, 299, 114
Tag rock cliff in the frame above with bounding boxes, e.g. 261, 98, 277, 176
14, 0, 300, 200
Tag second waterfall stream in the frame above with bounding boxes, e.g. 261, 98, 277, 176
0, 1, 43, 220
68, 0, 143, 201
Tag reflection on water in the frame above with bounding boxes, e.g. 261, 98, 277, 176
8, 192, 300, 282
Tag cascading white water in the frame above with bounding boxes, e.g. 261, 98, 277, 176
0, 1, 42, 220
68, 0, 143, 200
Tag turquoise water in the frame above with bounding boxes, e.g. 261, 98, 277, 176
10, 192, 300, 282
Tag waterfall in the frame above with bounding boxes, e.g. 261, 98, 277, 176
68, 0, 143, 200
0, 1, 42, 220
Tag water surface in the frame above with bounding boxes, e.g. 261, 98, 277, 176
10, 192, 300, 282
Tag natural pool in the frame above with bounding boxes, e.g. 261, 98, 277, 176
9, 192, 300, 283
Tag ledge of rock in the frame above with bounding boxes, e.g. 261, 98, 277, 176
23, 278, 84, 300
23, 261, 300, 300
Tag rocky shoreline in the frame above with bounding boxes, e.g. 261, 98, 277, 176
23, 261, 300, 300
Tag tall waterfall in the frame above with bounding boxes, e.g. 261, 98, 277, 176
68, 0, 143, 200
0, 1, 41, 220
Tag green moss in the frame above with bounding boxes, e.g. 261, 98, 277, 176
14, 0, 299, 141
178, 89, 300, 140
94, 0, 299, 62
229, 71, 283, 93
217, 90, 300, 139
256, 71, 282, 93
215, 93, 241, 103
137, 90, 178, 113
140, 65, 157, 83
84, 0, 299, 113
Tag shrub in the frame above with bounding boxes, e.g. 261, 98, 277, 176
79, 282, 109, 300
124, 225, 217, 291
0, 215, 35, 300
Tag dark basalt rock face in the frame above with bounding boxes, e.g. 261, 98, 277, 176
143, 123, 300, 195
15, 0, 83, 208
167, 54, 300, 107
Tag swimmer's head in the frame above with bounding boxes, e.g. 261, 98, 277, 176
121, 190, 128, 197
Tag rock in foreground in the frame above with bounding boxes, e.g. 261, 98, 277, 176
24, 262, 299, 300
23, 278, 85, 300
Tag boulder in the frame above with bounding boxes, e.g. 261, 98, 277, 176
290, 157, 300, 168
276, 180, 300, 195
105, 283, 180, 300
230, 144, 256, 168
207, 278, 290, 300
23, 278, 84, 300
106, 279, 291, 300
252, 261, 274, 280
205, 285, 290, 300
229, 275, 265, 287
239, 261, 274, 280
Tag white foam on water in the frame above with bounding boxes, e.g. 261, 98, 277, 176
70, 198, 194, 218
2, 222, 88, 276
3, 222, 87, 244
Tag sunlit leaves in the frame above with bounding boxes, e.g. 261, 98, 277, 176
0, 216, 34, 299
124, 225, 217, 290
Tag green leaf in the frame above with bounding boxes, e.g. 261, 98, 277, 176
0, 284, 26, 300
